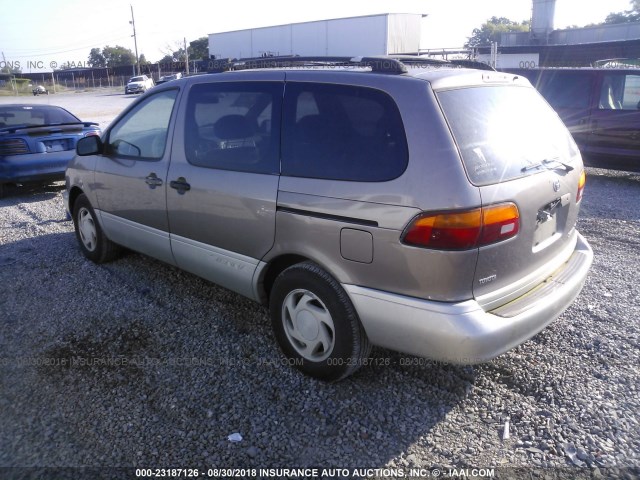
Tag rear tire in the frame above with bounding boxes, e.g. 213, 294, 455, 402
72, 194, 121, 263
269, 261, 371, 381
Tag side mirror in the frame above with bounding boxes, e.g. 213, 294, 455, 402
77, 135, 103, 156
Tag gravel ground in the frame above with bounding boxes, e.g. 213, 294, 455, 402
1, 102, 639, 480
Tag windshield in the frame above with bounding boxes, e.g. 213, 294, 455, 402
0, 106, 80, 128
130, 76, 145, 82
437, 85, 580, 186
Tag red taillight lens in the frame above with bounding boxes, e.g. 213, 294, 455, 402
402, 203, 520, 250
576, 170, 586, 203
0, 138, 29, 155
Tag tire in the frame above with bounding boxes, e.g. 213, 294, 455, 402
269, 261, 371, 381
72, 194, 121, 263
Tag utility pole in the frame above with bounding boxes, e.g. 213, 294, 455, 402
130, 5, 140, 75
184, 37, 189, 75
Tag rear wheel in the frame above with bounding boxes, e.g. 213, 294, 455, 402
269, 262, 371, 381
72, 194, 121, 263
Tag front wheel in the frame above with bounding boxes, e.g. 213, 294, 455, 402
269, 262, 371, 381
72, 194, 121, 263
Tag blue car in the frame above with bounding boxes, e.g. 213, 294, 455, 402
0, 104, 100, 197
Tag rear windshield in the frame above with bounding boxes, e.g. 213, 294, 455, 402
437, 85, 579, 186
0, 106, 80, 128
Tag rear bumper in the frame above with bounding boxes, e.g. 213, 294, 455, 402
345, 232, 593, 364
1, 151, 72, 184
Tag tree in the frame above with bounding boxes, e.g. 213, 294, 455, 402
88, 48, 106, 68
602, 0, 640, 23
101, 45, 136, 67
139, 54, 150, 66
157, 54, 176, 66
189, 37, 209, 60
465, 17, 530, 48
158, 42, 186, 63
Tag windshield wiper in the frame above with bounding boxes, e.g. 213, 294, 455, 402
542, 158, 574, 172
521, 158, 574, 173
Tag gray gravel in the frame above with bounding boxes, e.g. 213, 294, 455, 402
1, 92, 639, 479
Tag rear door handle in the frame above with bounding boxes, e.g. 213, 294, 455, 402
145, 173, 163, 189
170, 177, 191, 194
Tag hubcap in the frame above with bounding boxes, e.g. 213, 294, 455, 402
282, 289, 335, 362
77, 207, 97, 252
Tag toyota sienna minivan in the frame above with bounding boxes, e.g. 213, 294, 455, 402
65, 56, 593, 380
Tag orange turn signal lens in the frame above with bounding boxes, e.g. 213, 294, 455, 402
576, 170, 586, 203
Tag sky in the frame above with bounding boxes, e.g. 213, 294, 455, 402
0, 0, 633, 73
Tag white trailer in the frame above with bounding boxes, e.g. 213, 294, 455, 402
208, 13, 423, 60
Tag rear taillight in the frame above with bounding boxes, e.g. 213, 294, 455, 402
402, 203, 520, 250
0, 138, 29, 155
576, 169, 586, 203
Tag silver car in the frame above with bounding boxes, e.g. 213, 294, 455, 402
64, 57, 593, 381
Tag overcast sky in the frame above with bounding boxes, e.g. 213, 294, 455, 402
0, 0, 633, 72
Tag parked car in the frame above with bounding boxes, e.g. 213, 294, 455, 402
156, 73, 182, 85
65, 56, 593, 381
32, 85, 49, 96
505, 67, 640, 171
0, 104, 100, 198
125, 75, 154, 94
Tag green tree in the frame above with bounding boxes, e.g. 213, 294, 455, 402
139, 54, 150, 65
189, 37, 209, 60
101, 45, 136, 67
87, 47, 106, 67
602, 0, 640, 23
465, 17, 530, 48
157, 54, 175, 65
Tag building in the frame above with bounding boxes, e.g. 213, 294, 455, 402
478, 0, 640, 68
207, 14, 424, 60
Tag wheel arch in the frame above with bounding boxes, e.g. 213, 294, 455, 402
258, 253, 341, 306
67, 185, 86, 217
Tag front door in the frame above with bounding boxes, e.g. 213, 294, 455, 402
93, 88, 180, 265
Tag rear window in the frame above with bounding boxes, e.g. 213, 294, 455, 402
0, 106, 79, 127
437, 85, 579, 186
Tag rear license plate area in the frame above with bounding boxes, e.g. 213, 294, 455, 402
43, 139, 71, 152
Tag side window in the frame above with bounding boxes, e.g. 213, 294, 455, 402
282, 82, 408, 182
184, 82, 282, 174
599, 74, 640, 110
107, 89, 178, 159
538, 72, 592, 109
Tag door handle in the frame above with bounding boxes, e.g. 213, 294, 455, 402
170, 177, 191, 194
145, 173, 163, 189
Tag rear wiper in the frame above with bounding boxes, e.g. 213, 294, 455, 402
522, 158, 574, 173
542, 158, 574, 172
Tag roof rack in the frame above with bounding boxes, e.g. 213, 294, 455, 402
207, 55, 495, 74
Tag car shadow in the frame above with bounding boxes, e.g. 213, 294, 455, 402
0, 182, 65, 203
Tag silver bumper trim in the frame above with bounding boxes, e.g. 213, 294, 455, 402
344, 232, 593, 364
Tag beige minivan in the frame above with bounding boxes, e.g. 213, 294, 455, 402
65, 56, 593, 380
